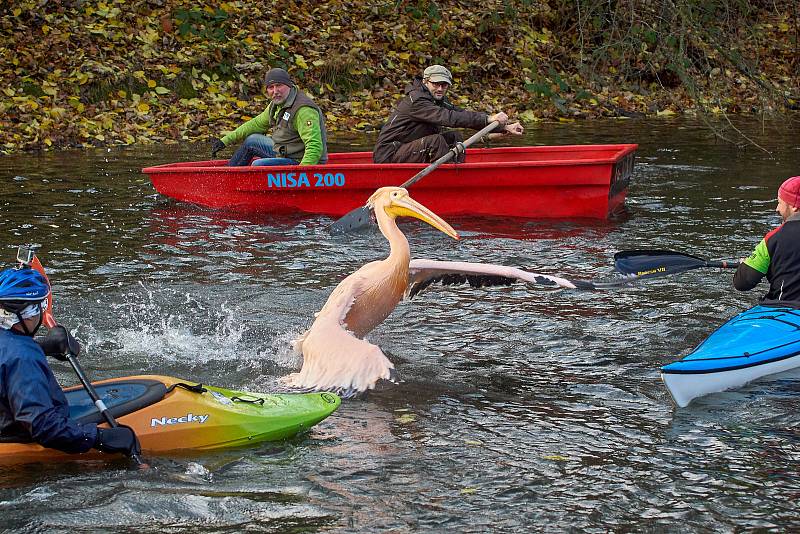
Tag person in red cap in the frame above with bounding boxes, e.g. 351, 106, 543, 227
372, 64, 523, 164
734, 175, 800, 304
210, 67, 328, 167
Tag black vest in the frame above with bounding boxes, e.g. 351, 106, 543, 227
267, 88, 328, 163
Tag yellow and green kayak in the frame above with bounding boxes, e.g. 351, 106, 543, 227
0, 375, 340, 464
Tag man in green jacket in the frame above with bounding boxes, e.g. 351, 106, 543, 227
210, 68, 328, 166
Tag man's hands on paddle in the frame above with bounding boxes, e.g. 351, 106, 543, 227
95, 425, 142, 457
489, 112, 508, 125
37, 325, 81, 361
487, 113, 524, 137
503, 122, 524, 135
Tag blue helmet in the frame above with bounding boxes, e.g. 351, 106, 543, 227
0, 267, 50, 313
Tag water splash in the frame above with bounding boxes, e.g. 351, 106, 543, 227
77, 282, 258, 371
185, 462, 213, 481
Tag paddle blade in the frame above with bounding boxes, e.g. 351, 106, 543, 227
329, 205, 376, 235
30, 255, 57, 328
614, 249, 708, 278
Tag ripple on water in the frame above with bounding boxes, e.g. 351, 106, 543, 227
2, 119, 800, 531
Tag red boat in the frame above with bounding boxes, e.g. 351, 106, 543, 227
142, 144, 637, 220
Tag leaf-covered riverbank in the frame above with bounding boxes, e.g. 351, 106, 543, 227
2, 0, 798, 153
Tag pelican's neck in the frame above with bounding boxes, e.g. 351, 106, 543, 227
375, 207, 410, 266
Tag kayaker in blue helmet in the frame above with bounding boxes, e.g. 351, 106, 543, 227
734, 175, 800, 305
0, 267, 140, 457
209, 67, 328, 167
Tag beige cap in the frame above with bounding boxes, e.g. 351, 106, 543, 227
423, 64, 453, 85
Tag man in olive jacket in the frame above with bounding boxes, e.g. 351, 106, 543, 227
210, 68, 328, 167
373, 65, 523, 164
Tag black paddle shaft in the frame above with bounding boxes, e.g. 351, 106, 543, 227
29, 251, 146, 466
66, 352, 146, 466
329, 121, 501, 235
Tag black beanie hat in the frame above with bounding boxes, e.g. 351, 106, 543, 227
264, 68, 294, 87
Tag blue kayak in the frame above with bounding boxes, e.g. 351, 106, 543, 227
661, 305, 800, 407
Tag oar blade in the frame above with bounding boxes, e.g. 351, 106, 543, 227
614, 249, 707, 278
329, 205, 375, 235
30, 255, 58, 328
28, 250, 147, 467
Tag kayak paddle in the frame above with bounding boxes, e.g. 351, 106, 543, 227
329, 120, 501, 235
614, 249, 740, 280
23, 247, 147, 467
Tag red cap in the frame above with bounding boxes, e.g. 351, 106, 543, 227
778, 176, 800, 208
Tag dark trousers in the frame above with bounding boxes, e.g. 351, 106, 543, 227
390, 131, 465, 163
226, 134, 297, 167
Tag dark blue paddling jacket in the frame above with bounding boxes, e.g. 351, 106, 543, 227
0, 328, 97, 452
735, 213, 800, 307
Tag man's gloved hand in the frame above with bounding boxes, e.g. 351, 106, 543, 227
94, 425, 141, 456
36, 325, 81, 361
211, 138, 225, 157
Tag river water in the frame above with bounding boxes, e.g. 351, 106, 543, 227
1, 117, 799, 532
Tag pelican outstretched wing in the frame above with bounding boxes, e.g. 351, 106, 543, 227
287, 272, 395, 397
406, 259, 604, 298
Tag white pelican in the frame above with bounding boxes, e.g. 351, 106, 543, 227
286, 187, 601, 397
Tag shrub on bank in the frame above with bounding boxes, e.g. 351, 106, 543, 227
1, 0, 797, 153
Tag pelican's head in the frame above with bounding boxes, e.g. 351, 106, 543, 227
367, 187, 459, 240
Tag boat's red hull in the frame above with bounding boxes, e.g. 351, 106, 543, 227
142, 144, 637, 219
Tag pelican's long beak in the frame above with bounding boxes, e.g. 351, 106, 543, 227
387, 192, 459, 240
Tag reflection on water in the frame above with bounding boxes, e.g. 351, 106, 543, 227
1, 117, 799, 531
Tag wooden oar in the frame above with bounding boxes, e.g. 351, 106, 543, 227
614, 250, 740, 280
329, 121, 501, 235
28, 250, 146, 467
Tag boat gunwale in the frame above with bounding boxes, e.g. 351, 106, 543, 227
662, 306, 800, 371
142, 144, 638, 174
661, 346, 800, 374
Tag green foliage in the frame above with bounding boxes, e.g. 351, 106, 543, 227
404, 0, 440, 20
174, 7, 229, 42
318, 59, 377, 94
21, 81, 44, 98
0, 0, 797, 152
173, 75, 198, 100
